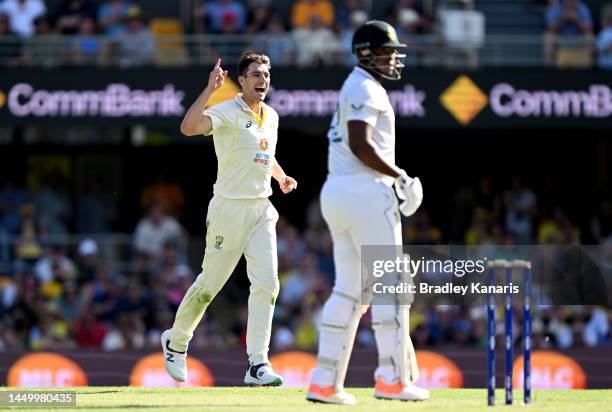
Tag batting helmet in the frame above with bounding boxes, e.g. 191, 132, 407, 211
352, 20, 407, 80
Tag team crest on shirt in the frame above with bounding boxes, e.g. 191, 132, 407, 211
254, 138, 271, 166
214, 236, 224, 249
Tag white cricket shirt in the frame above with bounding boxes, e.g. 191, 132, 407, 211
203, 94, 278, 199
327, 66, 396, 187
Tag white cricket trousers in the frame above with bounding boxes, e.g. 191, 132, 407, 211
313, 173, 414, 386
169, 195, 280, 365
321, 174, 402, 298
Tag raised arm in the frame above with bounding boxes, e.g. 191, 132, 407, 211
180, 58, 229, 136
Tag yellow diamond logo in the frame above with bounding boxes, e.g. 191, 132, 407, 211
440, 75, 487, 125
0, 90, 5, 109
206, 77, 240, 107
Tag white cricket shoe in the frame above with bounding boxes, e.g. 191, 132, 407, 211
306, 384, 357, 405
161, 329, 187, 382
244, 363, 283, 386
374, 378, 430, 401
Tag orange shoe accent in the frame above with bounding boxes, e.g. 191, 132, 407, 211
308, 384, 335, 397
375, 379, 403, 395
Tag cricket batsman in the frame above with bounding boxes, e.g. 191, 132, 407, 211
161, 51, 297, 386
306, 21, 428, 404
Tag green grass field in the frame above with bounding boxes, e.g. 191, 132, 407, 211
0, 387, 610, 411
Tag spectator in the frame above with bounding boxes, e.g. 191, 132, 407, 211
13, 203, 43, 263
90, 265, 121, 321
133, 203, 185, 260
545, 0, 593, 36
140, 173, 185, 219
292, 15, 339, 67
334, 0, 365, 31
219, 8, 240, 34
0, 13, 22, 66
75, 238, 98, 286
98, 0, 129, 35
438, 0, 484, 68
69, 17, 103, 64
279, 253, 320, 307
387, 0, 431, 35
597, 10, 612, 69
73, 306, 107, 348
314, 231, 334, 282
294, 313, 317, 349
403, 209, 443, 244
272, 322, 294, 350
591, 192, 612, 243
503, 177, 537, 244
337, 9, 368, 67
34, 245, 77, 286
245, 0, 272, 34
263, 15, 293, 66
54, 0, 97, 35
166, 267, 193, 311
77, 174, 118, 234
582, 307, 610, 346
0, 267, 18, 310
291, 0, 334, 29
474, 176, 501, 221
34, 172, 71, 236
537, 207, 580, 244
0, 0, 45, 37
154, 240, 191, 280
195, 0, 246, 34
21, 15, 61, 67
57, 280, 87, 321
114, 5, 154, 67
464, 208, 492, 245
544, 0, 594, 65
0, 178, 29, 235
29, 306, 73, 350
113, 280, 149, 322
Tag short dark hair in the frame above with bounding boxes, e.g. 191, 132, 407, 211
237, 51, 271, 77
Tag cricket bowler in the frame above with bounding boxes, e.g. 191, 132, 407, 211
161, 51, 297, 386
306, 21, 428, 404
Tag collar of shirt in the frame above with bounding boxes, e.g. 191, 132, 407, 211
234, 93, 267, 127
353, 66, 384, 91
354, 66, 377, 81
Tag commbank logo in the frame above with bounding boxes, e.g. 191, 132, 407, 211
440, 75, 487, 125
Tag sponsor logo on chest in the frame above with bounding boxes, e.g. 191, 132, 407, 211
254, 137, 271, 165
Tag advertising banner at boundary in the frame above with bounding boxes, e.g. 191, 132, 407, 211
0, 348, 609, 388
0, 69, 610, 129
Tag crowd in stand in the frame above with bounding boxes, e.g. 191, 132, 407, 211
0, 0, 155, 66
0, 0, 611, 68
0, 171, 610, 352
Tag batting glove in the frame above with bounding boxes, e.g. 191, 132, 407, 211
394, 169, 423, 217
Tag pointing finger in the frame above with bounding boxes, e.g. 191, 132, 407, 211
214, 58, 221, 70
